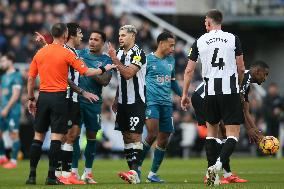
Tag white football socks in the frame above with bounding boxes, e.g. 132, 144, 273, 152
148, 171, 156, 178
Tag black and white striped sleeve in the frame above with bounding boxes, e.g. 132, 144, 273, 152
244, 85, 250, 102
188, 40, 199, 62
235, 35, 243, 56
131, 49, 146, 69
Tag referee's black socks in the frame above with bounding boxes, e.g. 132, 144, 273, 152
29, 140, 43, 178
48, 140, 61, 179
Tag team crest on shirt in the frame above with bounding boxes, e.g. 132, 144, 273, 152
96, 61, 103, 67
9, 119, 15, 127
152, 65, 157, 70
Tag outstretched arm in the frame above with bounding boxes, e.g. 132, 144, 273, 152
92, 71, 112, 86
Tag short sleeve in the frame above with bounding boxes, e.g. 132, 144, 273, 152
171, 68, 176, 78
244, 85, 250, 102
235, 35, 243, 56
28, 56, 38, 78
188, 40, 199, 62
66, 51, 88, 75
131, 49, 146, 69
13, 73, 23, 88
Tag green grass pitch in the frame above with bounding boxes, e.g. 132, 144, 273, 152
0, 157, 284, 189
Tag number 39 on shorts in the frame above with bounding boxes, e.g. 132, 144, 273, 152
130, 116, 139, 131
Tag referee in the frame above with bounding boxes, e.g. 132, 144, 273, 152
26, 23, 115, 185
108, 25, 146, 184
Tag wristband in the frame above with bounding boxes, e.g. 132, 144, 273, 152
99, 66, 106, 74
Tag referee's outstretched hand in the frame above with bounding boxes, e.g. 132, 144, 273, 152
181, 95, 191, 111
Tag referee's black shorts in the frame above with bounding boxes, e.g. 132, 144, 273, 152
34, 91, 68, 134
204, 93, 244, 125
115, 102, 146, 134
191, 92, 206, 126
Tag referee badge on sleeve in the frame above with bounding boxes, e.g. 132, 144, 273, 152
132, 55, 142, 67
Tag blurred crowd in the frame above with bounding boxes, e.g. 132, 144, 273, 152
0, 0, 283, 158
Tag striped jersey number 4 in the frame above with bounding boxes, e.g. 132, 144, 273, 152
130, 117, 139, 131
211, 48, 225, 70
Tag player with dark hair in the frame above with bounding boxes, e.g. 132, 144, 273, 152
25, 23, 115, 185
55, 23, 101, 185
34, 23, 99, 185
192, 60, 269, 184
138, 31, 182, 183
181, 9, 246, 186
0, 52, 23, 169
71, 30, 112, 184
34, 27, 113, 184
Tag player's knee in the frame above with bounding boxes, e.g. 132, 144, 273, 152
225, 125, 240, 138
146, 134, 157, 144
50, 133, 64, 141
34, 132, 45, 141
157, 139, 168, 149
123, 132, 141, 143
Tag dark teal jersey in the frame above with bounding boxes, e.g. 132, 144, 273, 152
77, 49, 112, 104
0, 70, 23, 113
146, 53, 176, 106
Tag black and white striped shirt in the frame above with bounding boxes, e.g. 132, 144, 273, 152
116, 44, 146, 104
188, 30, 243, 95
195, 70, 251, 101
64, 44, 80, 102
